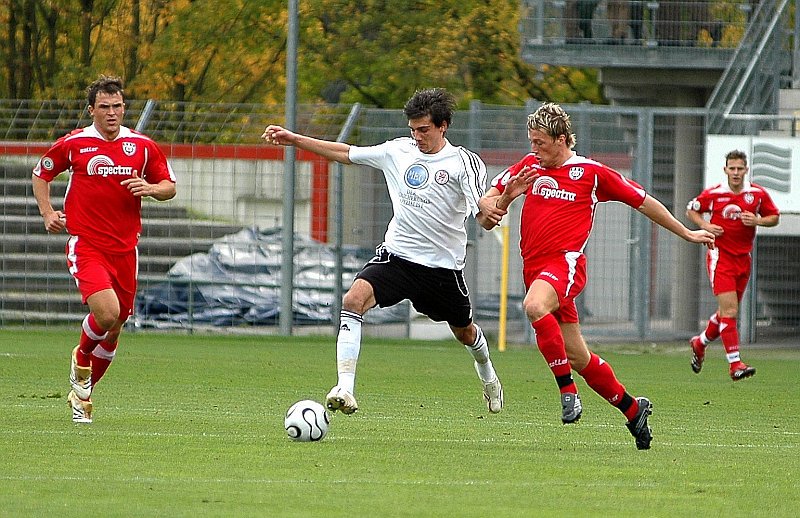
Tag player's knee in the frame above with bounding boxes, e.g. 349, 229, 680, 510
93, 312, 118, 330
523, 298, 549, 323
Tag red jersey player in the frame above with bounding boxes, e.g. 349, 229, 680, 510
32, 75, 176, 423
479, 102, 715, 450
686, 149, 780, 381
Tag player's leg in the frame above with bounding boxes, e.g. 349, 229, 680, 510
326, 278, 375, 414
68, 289, 120, 423
90, 250, 136, 388
564, 322, 652, 448
691, 249, 721, 372
451, 322, 503, 413
524, 279, 581, 423
716, 291, 754, 380
409, 264, 503, 413
91, 321, 122, 386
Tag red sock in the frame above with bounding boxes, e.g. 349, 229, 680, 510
578, 353, 638, 419
719, 316, 741, 366
532, 314, 577, 394
77, 314, 108, 367
91, 340, 118, 385
703, 312, 721, 343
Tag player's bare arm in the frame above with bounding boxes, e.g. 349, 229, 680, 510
262, 124, 352, 165
686, 208, 724, 236
639, 195, 715, 249
31, 174, 66, 234
477, 187, 507, 229
740, 211, 779, 228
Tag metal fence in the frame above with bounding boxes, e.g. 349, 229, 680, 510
1, 100, 797, 342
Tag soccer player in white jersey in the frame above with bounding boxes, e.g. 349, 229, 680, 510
263, 88, 503, 416
478, 103, 715, 449
32, 76, 176, 423
686, 150, 779, 381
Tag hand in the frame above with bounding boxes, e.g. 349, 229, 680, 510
120, 170, 154, 198
703, 223, 724, 236
262, 125, 296, 146
740, 211, 758, 227
506, 165, 538, 198
478, 196, 507, 227
42, 210, 66, 234
688, 229, 716, 249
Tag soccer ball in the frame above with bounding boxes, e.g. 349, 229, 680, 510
284, 400, 330, 442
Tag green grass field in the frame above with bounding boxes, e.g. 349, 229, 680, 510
2, 329, 798, 517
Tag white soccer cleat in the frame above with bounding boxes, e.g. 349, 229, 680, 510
67, 390, 93, 424
482, 378, 504, 414
325, 385, 358, 415
69, 346, 92, 401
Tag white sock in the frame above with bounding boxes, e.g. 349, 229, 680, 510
336, 310, 363, 394
465, 324, 497, 383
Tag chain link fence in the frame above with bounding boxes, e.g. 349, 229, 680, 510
1, 99, 797, 342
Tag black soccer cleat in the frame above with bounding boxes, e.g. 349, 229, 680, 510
561, 392, 582, 424
625, 397, 653, 450
730, 364, 756, 381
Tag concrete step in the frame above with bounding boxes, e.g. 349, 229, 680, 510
0, 271, 176, 294
0, 194, 192, 219
1, 233, 216, 256
0, 252, 178, 276
0, 214, 241, 240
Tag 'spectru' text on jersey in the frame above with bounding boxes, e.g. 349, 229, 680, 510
88, 165, 135, 177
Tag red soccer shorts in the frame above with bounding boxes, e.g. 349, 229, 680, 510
706, 248, 751, 301
523, 251, 587, 324
65, 236, 138, 318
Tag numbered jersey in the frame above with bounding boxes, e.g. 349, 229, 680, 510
349, 137, 487, 270
492, 153, 646, 264
33, 124, 176, 252
687, 181, 779, 255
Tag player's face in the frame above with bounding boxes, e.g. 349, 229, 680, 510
724, 158, 748, 191
408, 115, 447, 154
528, 127, 566, 168
89, 92, 125, 140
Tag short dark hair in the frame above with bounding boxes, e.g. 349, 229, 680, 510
725, 149, 748, 166
86, 75, 125, 107
403, 88, 456, 128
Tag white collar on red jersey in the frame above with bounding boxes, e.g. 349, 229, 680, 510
86, 123, 132, 141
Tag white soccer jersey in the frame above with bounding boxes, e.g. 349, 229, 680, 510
348, 137, 487, 270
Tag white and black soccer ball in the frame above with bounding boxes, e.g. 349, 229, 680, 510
285, 399, 330, 442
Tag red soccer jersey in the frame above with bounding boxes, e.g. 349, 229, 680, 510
33, 125, 176, 253
492, 153, 646, 265
687, 181, 779, 256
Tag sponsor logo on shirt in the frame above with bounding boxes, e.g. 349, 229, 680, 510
721, 204, 742, 220
399, 190, 431, 208
86, 155, 134, 177
404, 164, 429, 189
532, 176, 577, 201
80, 147, 99, 153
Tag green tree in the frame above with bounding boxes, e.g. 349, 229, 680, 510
0, 0, 602, 106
